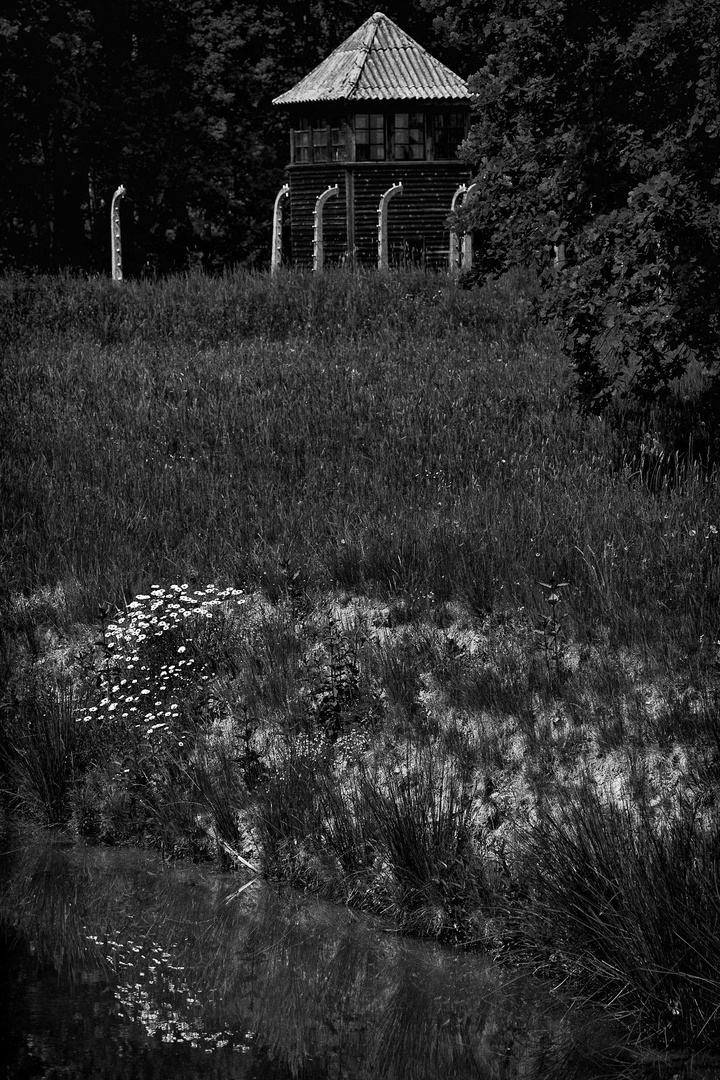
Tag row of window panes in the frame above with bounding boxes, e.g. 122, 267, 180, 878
294, 120, 347, 163
292, 112, 466, 163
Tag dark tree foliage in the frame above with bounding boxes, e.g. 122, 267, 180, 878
0, 0, 463, 274
458, 0, 720, 409
0, 0, 103, 271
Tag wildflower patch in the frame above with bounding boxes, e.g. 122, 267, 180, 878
79, 583, 247, 748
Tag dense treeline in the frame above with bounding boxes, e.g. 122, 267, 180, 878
0, 0, 471, 275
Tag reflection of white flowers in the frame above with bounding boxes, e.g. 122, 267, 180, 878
85, 930, 254, 1052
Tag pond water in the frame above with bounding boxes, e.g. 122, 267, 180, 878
0, 826, 711, 1080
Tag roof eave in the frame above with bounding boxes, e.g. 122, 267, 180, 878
272, 91, 471, 106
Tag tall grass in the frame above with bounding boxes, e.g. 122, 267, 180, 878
2, 267, 718, 660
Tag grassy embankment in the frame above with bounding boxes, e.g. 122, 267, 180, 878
2, 267, 720, 1061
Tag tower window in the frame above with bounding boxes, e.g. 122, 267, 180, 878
331, 124, 348, 161
433, 112, 467, 160
293, 118, 310, 162
393, 113, 425, 160
313, 122, 330, 162
355, 114, 385, 161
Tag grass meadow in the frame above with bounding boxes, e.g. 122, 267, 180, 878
2, 267, 720, 1066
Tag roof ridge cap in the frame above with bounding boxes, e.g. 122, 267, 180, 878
339, 11, 381, 99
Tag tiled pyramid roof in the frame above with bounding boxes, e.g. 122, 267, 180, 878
272, 11, 469, 105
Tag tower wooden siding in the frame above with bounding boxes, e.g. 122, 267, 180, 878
289, 162, 471, 267
354, 162, 471, 266
288, 164, 348, 266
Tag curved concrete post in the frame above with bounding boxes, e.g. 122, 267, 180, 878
461, 182, 479, 271
110, 185, 126, 282
449, 184, 468, 272
313, 185, 339, 272
271, 184, 290, 275
377, 182, 403, 270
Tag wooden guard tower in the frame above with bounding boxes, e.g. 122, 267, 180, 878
272, 11, 472, 270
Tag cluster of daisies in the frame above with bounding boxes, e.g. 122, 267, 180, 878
78, 583, 246, 744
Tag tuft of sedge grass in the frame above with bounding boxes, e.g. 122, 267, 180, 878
252, 749, 326, 887
252, 740, 496, 937
128, 741, 255, 868
3, 676, 80, 825
356, 748, 488, 937
515, 783, 720, 1053
317, 771, 376, 884
188, 742, 252, 865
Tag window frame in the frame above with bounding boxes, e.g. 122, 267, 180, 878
354, 112, 386, 162
392, 111, 426, 161
291, 114, 348, 164
431, 110, 468, 161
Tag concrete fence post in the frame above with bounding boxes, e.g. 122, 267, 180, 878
461, 182, 478, 272
313, 185, 339, 272
271, 184, 290, 275
449, 184, 468, 272
110, 185, 126, 282
377, 183, 403, 270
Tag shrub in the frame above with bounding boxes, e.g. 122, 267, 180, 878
459, 0, 720, 410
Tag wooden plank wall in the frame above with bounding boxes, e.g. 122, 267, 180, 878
287, 162, 471, 269
288, 165, 348, 266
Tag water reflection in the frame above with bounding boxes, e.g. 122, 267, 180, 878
0, 826, 704, 1079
